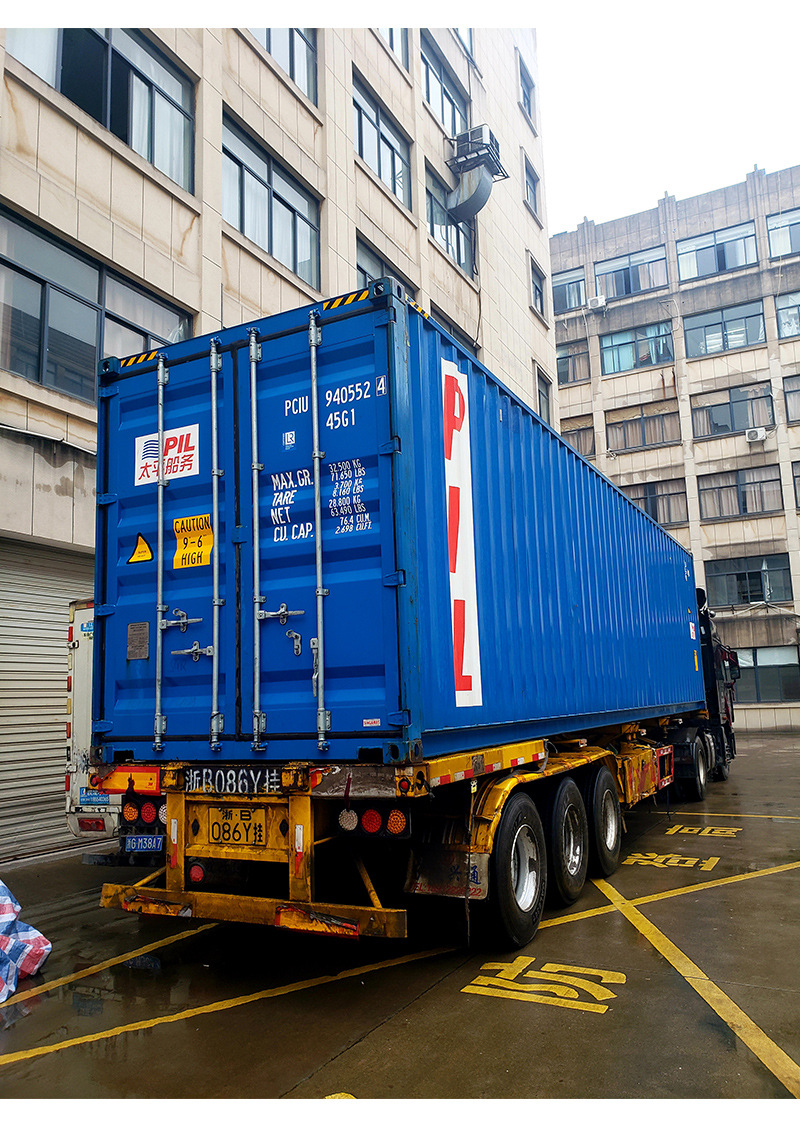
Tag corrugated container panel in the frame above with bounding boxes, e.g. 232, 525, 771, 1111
94, 286, 705, 766
0, 540, 94, 861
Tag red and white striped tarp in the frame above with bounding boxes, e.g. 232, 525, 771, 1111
0, 882, 51, 1003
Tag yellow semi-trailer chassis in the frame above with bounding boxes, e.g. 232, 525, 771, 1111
100, 733, 673, 940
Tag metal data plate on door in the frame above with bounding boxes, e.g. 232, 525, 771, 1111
127, 622, 150, 660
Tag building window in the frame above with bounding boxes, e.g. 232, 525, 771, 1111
684, 302, 765, 357
524, 161, 541, 217
561, 416, 595, 458
691, 384, 774, 438
249, 29, 317, 103
552, 268, 585, 313
777, 292, 800, 339
353, 80, 411, 208
378, 28, 408, 68
705, 554, 792, 607
622, 479, 688, 526
421, 36, 468, 136
519, 58, 535, 123
454, 28, 473, 55
426, 170, 474, 275
677, 222, 757, 281
599, 322, 673, 375
0, 210, 189, 403
557, 341, 590, 385
222, 118, 320, 289
767, 208, 800, 258
356, 239, 413, 295
433, 307, 478, 356
530, 261, 546, 318
6, 28, 193, 191
537, 368, 551, 424
793, 461, 800, 506
785, 375, 800, 422
606, 400, 680, 452
735, 646, 800, 703
698, 465, 783, 520
595, 247, 667, 299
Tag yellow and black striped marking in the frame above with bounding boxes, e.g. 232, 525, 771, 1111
407, 299, 430, 319
120, 350, 159, 368
322, 289, 369, 311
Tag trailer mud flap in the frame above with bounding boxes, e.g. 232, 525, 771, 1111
406, 847, 489, 900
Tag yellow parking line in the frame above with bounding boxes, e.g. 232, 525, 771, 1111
0, 947, 455, 1068
595, 879, 800, 1098
0, 923, 218, 1009
653, 811, 800, 820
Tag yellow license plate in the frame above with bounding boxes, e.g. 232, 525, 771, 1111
208, 807, 266, 847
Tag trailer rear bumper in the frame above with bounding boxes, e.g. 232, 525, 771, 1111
100, 881, 407, 939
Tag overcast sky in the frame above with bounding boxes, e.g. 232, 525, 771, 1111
533, 1, 799, 234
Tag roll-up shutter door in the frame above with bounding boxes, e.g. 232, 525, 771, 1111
0, 540, 94, 861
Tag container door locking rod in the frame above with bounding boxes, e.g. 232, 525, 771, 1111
309, 311, 330, 752
154, 353, 168, 752
209, 339, 224, 751
249, 328, 267, 748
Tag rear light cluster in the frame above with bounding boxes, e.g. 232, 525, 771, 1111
121, 793, 167, 833
337, 804, 409, 838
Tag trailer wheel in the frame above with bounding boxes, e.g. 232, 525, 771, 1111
582, 765, 622, 877
684, 737, 707, 802
715, 730, 731, 781
546, 777, 589, 905
487, 791, 547, 948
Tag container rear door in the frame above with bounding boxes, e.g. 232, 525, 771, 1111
250, 308, 401, 756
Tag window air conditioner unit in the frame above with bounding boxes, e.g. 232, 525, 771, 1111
587, 295, 606, 312
746, 426, 767, 443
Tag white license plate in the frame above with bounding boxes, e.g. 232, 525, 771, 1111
125, 835, 164, 853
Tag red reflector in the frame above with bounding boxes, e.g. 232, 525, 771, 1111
66, 722, 72, 739
361, 808, 382, 834
78, 818, 105, 832
66, 675, 72, 692
65, 774, 70, 792
188, 863, 205, 884
68, 626, 73, 642
140, 801, 157, 824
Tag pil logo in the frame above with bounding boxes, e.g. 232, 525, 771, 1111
442, 360, 482, 707
135, 423, 200, 486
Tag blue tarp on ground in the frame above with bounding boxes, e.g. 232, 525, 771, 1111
0, 882, 51, 1003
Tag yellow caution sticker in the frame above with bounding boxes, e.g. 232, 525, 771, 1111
173, 514, 213, 569
127, 534, 154, 564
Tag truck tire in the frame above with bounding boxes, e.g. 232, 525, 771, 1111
487, 791, 547, 948
715, 730, 731, 781
545, 776, 589, 905
582, 765, 622, 877
683, 737, 707, 802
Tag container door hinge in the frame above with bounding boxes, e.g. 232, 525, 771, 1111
379, 437, 401, 455
92, 720, 113, 734
93, 604, 116, 617
97, 494, 118, 506
98, 385, 119, 398
388, 711, 410, 727
383, 571, 406, 587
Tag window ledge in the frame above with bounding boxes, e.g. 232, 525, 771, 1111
685, 342, 769, 362
0, 367, 98, 423
606, 440, 682, 455
558, 378, 592, 388
354, 155, 417, 225
427, 235, 479, 291
699, 511, 783, 524
601, 361, 674, 379
677, 262, 760, 287
691, 428, 775, 443
519, 103, 538, 137
4, 56, 201, 210
594, 283, 670, 304
221, 221, 321, 298
530, 304, 550, 329
524, 199, 544, 229
238, 30, 324, 125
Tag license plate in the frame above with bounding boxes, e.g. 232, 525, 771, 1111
125, 835, 165, 853
208, 807, 266, 847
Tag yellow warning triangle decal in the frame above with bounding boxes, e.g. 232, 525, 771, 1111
127, 534, 154, 563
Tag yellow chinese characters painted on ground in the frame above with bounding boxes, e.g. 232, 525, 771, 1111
462, 957, 626, 1014
173, 514, 213, 569
664, 824, 742, 837
623, 852, 720, 870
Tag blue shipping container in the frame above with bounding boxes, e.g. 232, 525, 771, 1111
94, 282, 706, 766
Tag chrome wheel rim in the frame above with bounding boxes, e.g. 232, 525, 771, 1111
510, 823, 539, 912
562, 804, 583, 876
600, 790, 618, 851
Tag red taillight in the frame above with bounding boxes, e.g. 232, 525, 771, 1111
361, 808, 382, 835
65, 774, 70, 792
78, 817, 105, 832
140, 801, 157, 824
188, 863, 205, 884
66, 675, 72, 692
